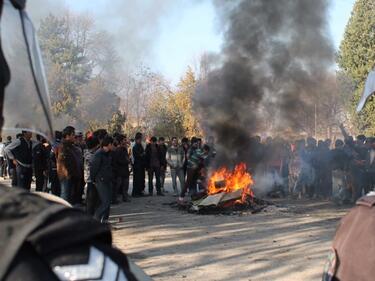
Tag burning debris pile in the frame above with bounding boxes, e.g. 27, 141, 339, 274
178, 163, 272, 215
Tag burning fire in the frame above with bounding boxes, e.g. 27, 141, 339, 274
207, 163, 254, 202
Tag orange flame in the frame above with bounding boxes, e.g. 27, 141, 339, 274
207, 163, 254, 202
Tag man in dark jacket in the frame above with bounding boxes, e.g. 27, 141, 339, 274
73, 132, 86, 205
112, 134, 131, 202
33, 135, 48, 192
71, 138, 84, 205
84, 136, 100, 216
56, 126, 81, 204
4, 130, 34, 190
132, 132, 146, 197
315, 140, 332, 198
48, 131, 62, 196
181, 137, 190, 178
179, 138, 202, 201
158, 137, 168, 193
90, 135, 114, 223
145, 136, 165, 196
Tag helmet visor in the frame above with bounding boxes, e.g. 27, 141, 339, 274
1, 0, 54, 140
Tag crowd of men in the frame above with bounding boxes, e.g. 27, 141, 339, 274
1, 124, 374, 223
0, 127, 216, 223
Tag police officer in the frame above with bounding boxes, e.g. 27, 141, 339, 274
0, 1, 148, 280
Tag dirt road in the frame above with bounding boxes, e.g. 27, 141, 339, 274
111, 182, 350, 281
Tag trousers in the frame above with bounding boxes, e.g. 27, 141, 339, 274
16, 165, 32, 191
148, 166, 161, 194
94, 180, 112, 222
171, 168, 184, 194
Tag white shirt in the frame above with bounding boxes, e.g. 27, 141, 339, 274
0, 143, 5, 158
370, 149, 375, 165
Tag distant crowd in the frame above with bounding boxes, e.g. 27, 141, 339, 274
247, 128, 375, 204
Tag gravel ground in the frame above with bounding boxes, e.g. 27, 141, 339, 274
1, 177, 350, 280
111, 178, 350, 281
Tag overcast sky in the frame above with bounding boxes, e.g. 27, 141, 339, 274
27, 0, 356, 85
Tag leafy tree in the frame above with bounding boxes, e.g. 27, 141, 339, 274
87, 120, 106, 132
38, 12, 123, 132
38, 13, 203, 138
175, 67, 203, 137
107, 111, 127, 134
147, 91, 185, 138
39, 13, 92, 116
142, 68, 203, 138
338, 0, 375, 134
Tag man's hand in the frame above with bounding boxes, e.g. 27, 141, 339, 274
12, 160, 17, 166
355, 160, 366, 166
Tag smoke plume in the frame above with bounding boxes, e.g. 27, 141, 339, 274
26, 0, 177, 65
195, 0, 334, 166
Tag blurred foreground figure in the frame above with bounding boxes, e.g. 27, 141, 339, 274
322, 193, 375, 281
0, 186, 139, 280
0, 1, 148, 279
323, 69, 375, 281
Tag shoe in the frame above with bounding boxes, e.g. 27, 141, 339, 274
157, 193, 165, 196
173, 192, 179, 197
122, 197, 131, 202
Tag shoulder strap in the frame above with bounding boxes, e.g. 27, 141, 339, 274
0, 184, 113, 279
0, 185, 66, 279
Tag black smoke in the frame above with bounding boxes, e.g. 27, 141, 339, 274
195, 0, 334, 166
